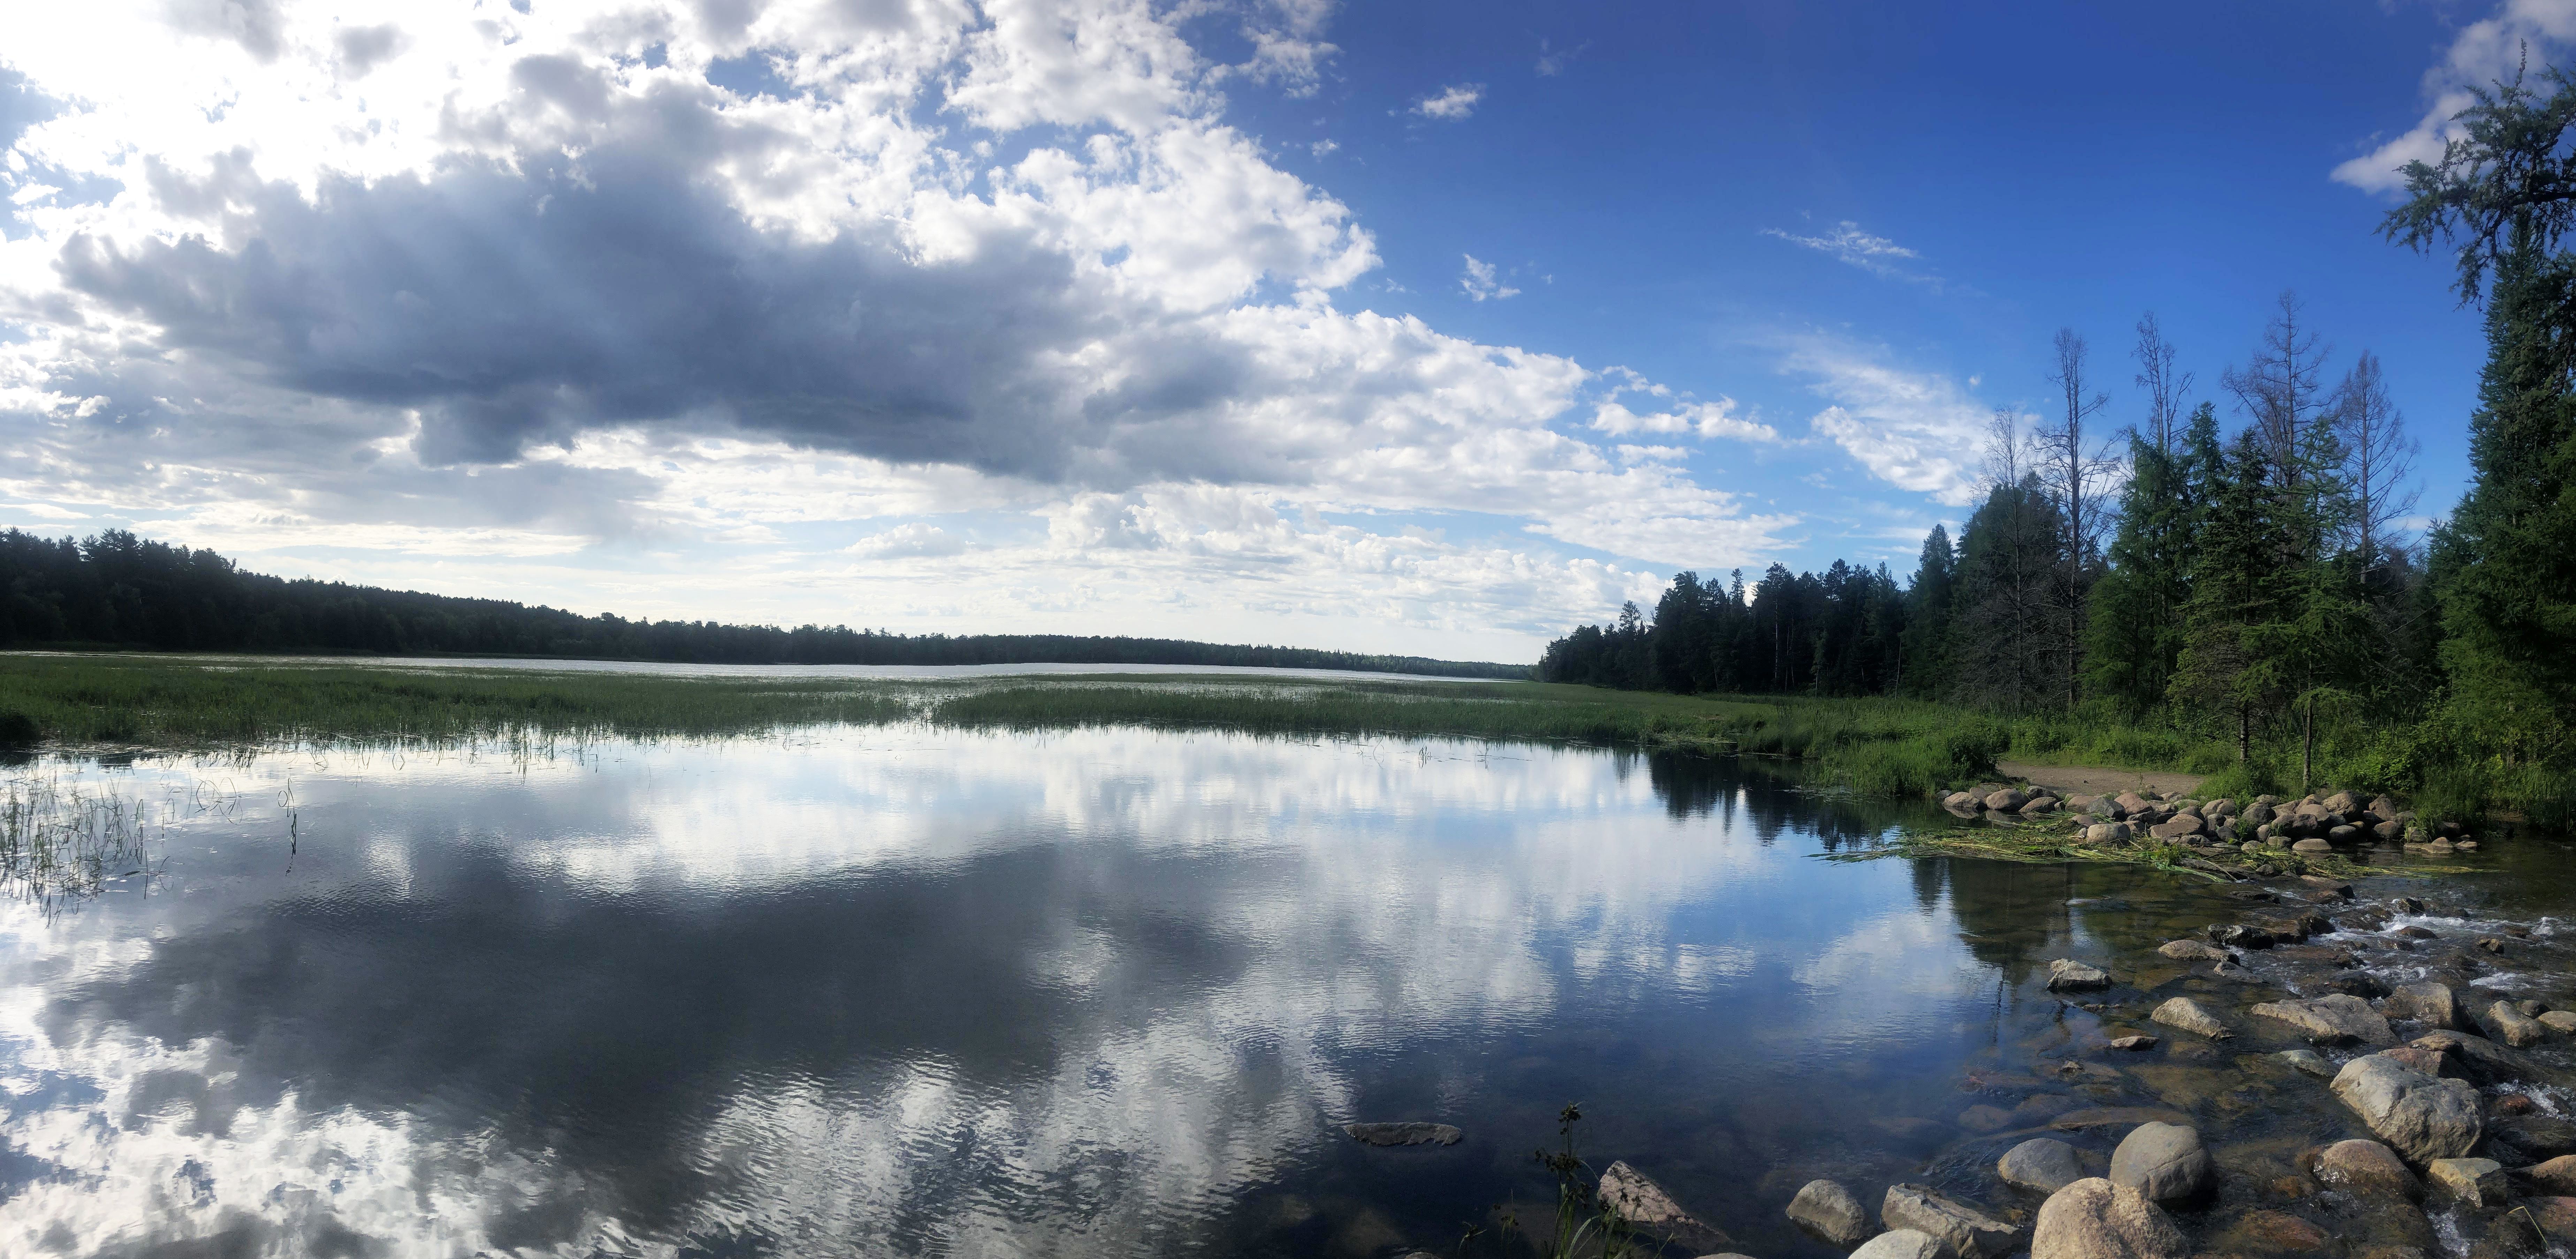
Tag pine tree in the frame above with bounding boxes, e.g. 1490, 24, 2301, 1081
1900, 526, 1955, 697
2171, 434, 2287, 762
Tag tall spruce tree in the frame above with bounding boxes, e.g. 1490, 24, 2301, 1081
1901, 525, 1956, 698
2170, 433, 2288, 762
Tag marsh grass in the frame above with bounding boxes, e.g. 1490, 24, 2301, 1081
0, 773, 167, 910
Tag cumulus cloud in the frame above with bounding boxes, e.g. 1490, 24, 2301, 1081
1410, 83, 1483, 120
1589, 399, 1777, 443
0, 0, 1789, 655
1459, 254, 1518, 300
1762, 221, 1929, 282
1784, 341, 1991, 506
2334, 0, 2576, 193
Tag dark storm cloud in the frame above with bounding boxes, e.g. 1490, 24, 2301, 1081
49, 73, 1267, 483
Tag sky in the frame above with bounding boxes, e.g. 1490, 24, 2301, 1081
0, 0, 2554, 662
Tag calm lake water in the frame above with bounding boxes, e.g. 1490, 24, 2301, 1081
0, 725, 2563, 1257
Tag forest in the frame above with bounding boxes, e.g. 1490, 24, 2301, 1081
1541, 66, 2576, 814
0, 529, 1524, 679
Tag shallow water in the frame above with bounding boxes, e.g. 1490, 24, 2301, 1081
0, 727, 2568, 1257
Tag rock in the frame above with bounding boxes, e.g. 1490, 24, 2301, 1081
2151, 997, 2230, 1039
2499, 1093, 2538, 1116
1850, 1230, 1945, 1259
2525, 1154, 2576, 1196
1881, 1183, 2022, 1259
2210, 957, 2262, 982
2109, 1122, 2212, 1204
2029, 1178, 2187, 1259
2253, 994, 2395, 1045
1342, 1122, 1463, 1146
2000, 1138, 2087, 1195
2541, 1011, 2576, 1036
2278, 1048, 2336, 1078
2412, 1030, 2533, 1084
2086, 823, 2120, 845
2393, 924, 2438, 940
2052, 1106, 2192, 1132
2107, 1035, 2158, 1051
2114, 791, 2150, 816
2426, 1157, 2509, 1207
2478, 937, 2508, 954
2387, 982, 2463, 1031
2293, 837, 2332, 853
2330, 825, 2362, 844
2220, 1210, 2330, 1254
1944, 791, 1977, 809
2314, 1139, 2419, 1201
2023, 796, 2060, 815
1985, 789, 2030, 812
1600, 1161, 1728, 1247
2524, 1197, 2576, 1245
2209, 923, 2277, 949
2331, 1053, 2483, 1163
2245, 801, 2276, 826
1959, 1104, 2013, 1132
2048, 959, 2112, 991
2484, 1000, 2547, 1048
2011, 1094, 2081, 1124
2393, 896, 2425, 914
2490, 1115, 2576, 1160
2324, 789, 2359, 813
1788, 1178, 1875, 1247
2375, 820, 2406, 842
2149, 815, 2204, 840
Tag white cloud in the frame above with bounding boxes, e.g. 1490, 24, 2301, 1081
1460, 254, 1519, 300
1309, 138, 1337, 157
1410, 83, 1484, 120
2334, 0, 2576, 193
845, 522, 970, 559
1762, 221, 1927, 281
1784, 340, 1993, 506
1589, 399, 1778, 443
1534, 39, 1588, 77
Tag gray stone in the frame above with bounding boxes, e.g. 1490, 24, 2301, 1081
2427, 1157, 2509, 1207
1850, 1230, 1945, 1259
2150, 997, 2230, 1039
2251, 993, 2395, 1045
2000, 1138, 2086, 1195
2412, 1030, 2533, 1084
2109, 1123, 2210, 1204
2484, 1000, 2548, 1048
2022, 796, 2059, 814
2387, 981, 2463, 1031
2048, 959, 2112, 991
1600, 1161, 1728, 1247
2292, 837, 2331, 852
1788, 1178, 1875, 1247
1984, 789, 2029, 812
2149, 815, 2204, 840
1943, 791, 1978, 809
1342, 1122, 1462, 1146
2277, 1048, 2336, 1078
1881, 1183, 2022, 1259
2029, 1178, 2187, 1259
2540, 1010, 2576, 1036
2085, 823, 2119, 845
2331, 1053, 2483, 1163
2313, 1139, 2418, 1201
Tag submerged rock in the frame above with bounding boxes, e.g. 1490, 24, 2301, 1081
2276, 1048, 2336, 1078
2048, 959, 2112, 991
1342, 1122, 1462, 1147
2251, 993, 2395, 1045
2314, 1139, 2419, 1201
2030, 1178, 2187, 1259
1599, 1161, 1727, 1248
2491, 1115, 2576, 1160
2109, 1122, 2211, 1205
1881, 1183, 2022, 1259
2331, 1053, 2483, 1163
1788, 1178, 1875, 1246
2000, 1138, 2087, 1195
2156, 939, 2230, 964
2151, 997, 2230, 1039
2525, 1154, 2576, 1196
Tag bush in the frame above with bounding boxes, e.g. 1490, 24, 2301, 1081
0, 710, 36, 747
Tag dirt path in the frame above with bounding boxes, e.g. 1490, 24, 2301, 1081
1995, 760, 2206, 799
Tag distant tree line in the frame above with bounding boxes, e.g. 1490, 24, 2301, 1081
1545, 60, 2576, 789
0, 530, 1527, 679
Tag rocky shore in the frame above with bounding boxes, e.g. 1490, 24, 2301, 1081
1563, 867, 2576, 1259
1875, 784, 2483, 877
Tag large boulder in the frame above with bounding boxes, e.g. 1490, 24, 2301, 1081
1881, 1183, 2022, 1259
2150, 997, 2230, 1039
2108, 1123, 2211, 1204
1850, 1230, 1945, 1259
2000, 1138, 2087, 1195
2386, 982, 2463, 1031
1985, 788, 2030, 812
2313, 1139, 2419, 1201
2412, 1030, 2533, 1084
2048, 959, 2112, 991
2251, 994, 2395, 1046
2331, 1053, 2483, 1163
2484, 1000, 2548, 1048
1600, 1162, 1728, 1249
2029, 1178, 2187, 1259
2491, 1115, 2576, 1161
1788, 1179, 1875, 1247
2114, 791, 2151, 816
2022, 796, 2060, 815
2148, 815, 2204, 841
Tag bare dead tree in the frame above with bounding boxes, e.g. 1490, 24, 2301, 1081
2132, 312, 2194, 460
2330, 350, 2421, 581
2037, 328, 2120, 709
2221, 291, 2330, 492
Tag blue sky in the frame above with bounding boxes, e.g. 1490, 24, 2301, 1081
0, 0, 2541, 660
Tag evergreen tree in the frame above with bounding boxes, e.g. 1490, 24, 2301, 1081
1900, 526, 1956, 697
2170, 434, 2287, 762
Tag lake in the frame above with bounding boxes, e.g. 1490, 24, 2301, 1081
0, 724, 2560, 1257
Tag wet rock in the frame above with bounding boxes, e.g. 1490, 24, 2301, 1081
2496, 1093, 2537, 1116
2524, 1155, 2576, 1196
2316, 972, 2393, 1000
1342, 1122, 1463, 1147
2110, 1122, 2212, 1205
2300, 875, 2355, 897
2152, 997, 2230, 1039
1850, 1230, 1945, 1259
2293, 837, 2332, 853
2210, 924, 2278, 949
2330, 825, 2362, 844
2278, 1048, 2336, 1078
2029, 1178, 2187, 1259
1600, 1161, 1729, 1249
2412, 1030, 2533, 1084
2052, 1106, 2193, 1132
2478, 937, 2508, 954
2542, 1011, 2576, 1036
2331, 1053, 2483, 1163
2011, 1093, 2081, 1124
2394, 896, 2426, 914
1986, 789, 2030, 812
2107, 1035, 2158, 1051
2379, 1046, 2451, 1076
2049, 959, 2113, 992
1788, 1178, 1875, 1246
2001, 1138, 2087, 1195
2211, 957, 2264, 982
2483, 1000, 2547, 1048
2427, 1157, 2509, 1207
2387, 982, 2464, 1031
2024, 796, 2060, 815
2523, 1196, 2576, 1246
2394, 924, 2438, 940
1882, 1183, 2022, 1259
1944, 791, 1978, 809
2254, 993, 2397, 1045
1959, 1104, 2014, 1132
2314, 1139, 2420, 1201
2490, 1115, 2576, 1160
2216, 1210, 2330, 1253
